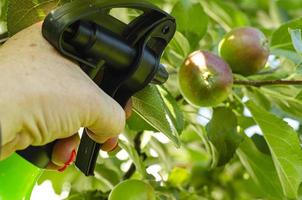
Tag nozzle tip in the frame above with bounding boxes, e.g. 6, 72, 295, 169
152, 64, 169, 84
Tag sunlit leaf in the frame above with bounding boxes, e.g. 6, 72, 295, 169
249, 58, 297, 80
246, 101, 302, 198
260, 88, 302, 121
158, 86, 184, 133
237, 137, 284, 200
271, 48, 302, 64
38, 165, 113, 194
132, 85, 182, 147
7, 0, 70, 35
200, 0, 249, 31
289, 28, 302, 54
127, 112, 156, 132
38, 166, 77, 194
271, 17, 302, 50
244, 87, 271, 111
164, 31, 190, 68
171, 0, 208, 48
0, 0, 7, 34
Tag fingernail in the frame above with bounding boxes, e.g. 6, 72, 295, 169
109, 143, 119, 152
58, 164, 68, 172
58, 149, 76, 172
66, 149, 77, 165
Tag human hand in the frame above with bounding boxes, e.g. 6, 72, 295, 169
0, 22, 126, 170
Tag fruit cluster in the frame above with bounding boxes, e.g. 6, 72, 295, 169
178, 27, 270, 107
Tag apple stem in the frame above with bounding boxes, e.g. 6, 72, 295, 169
234, 79, 302, 87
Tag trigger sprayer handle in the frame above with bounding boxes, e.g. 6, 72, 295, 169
16, 142, 56, 168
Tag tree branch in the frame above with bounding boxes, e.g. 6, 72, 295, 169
234, 79, 302, 87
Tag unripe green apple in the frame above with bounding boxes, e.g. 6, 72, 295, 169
219, 27, 269, 75
109, 180, 156, 200
178, 51, 233, 107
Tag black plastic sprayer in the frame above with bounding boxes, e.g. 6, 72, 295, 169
17, 0, 176, 176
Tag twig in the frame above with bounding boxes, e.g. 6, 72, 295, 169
234, 79, 302, 87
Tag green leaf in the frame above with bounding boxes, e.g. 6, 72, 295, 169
295, 89, 302, 100
38, 165, 113, 194
206, 107, 243, 167
289, 28, 302, 54
180, 125, 202, 143
200, 0, 249, 31
7, 0, 70, 36
194, 125, 219, 168
164, 31, 190, 68
157, 86, 184, 133
249, 58, 297, 80
0, 0, 8, 34
94, 164, 121, 186
266, 85, 302, 97
237, 116, 256, 129
127, 112, 156, 132
0, 0, 7, 20
277, 0, 302, 10
171, 0, 208, 48
271, 48, 302, 64
118, 139, 147, 178
271, 17, 302, 50
132, 85, 182, 147
71, 173, 112, 193
169, 31, 191, 58
38, 165, 78, 194
244, 87, 271, 111
261, 88, 302, 121
246, 101, 302, 198
237, 137, 284, 200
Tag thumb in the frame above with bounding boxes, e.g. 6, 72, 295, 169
83, 91, 126, 143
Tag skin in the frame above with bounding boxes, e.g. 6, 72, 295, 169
0, 22, 127, 170
178, 51, 233, 107
219, 27, 269, 76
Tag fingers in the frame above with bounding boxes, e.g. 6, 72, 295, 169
0, 140, 18, 160
100, 137, 118, 152
0, 131, 32, 160
84, 92, 126, 144
85, 97, 133, 147
48, 134, 79, 171
47, 135, 118, 171
124, 98, 133, 119
51, 134, 80, 166
84, 97, 132, 148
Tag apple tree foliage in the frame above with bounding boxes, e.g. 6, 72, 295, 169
2, 0, 302, 199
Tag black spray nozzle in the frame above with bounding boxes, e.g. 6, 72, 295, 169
152, 64, 169, 84
63, 21, 168, 84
